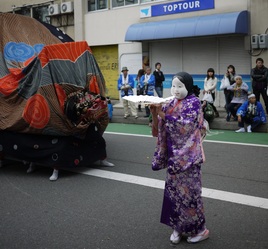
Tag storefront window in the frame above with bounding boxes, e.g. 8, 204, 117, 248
112, 0, 138, 8
88, 0, 108, 11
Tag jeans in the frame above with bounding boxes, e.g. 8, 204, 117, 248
155, 86, 163, 98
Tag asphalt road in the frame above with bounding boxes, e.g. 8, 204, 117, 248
0, 129, 268, 249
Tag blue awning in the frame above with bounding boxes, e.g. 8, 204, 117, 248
125, 11, 248, 41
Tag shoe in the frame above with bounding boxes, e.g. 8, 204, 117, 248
247, 125, 252, 133
214, 112, 219, 118
235, 128, 245, 133
135, 116, 139, 119
144, 115, 149, 118
226, 113, 231, 122
49, 169, 59, 181
170, 230, 181, 244
124, 114, 130, 119
187, 229, 209, 244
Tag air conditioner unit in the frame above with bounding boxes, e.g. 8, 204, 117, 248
48, 4, 60, 16
61, 2, 74, 13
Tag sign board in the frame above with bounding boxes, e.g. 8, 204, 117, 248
140, 0, 214, 18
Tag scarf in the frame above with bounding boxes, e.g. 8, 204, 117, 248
122, 73, 129, 85
145, 74, 151, 82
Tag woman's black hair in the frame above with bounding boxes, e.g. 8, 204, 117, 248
227, 65, 236, 74
173, 72, 194, 96
136, 69, 145, 80
206, 68, 215, 79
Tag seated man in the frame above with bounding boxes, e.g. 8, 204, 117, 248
235, 94, 267, 133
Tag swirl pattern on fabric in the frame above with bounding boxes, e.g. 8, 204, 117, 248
4, 42, 35, 62
22, 94, 50, 129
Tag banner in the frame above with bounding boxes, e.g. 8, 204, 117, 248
140, 0, 214, 18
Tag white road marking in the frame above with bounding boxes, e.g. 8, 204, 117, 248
68, 168, 268, 210
104, 131, 268, 148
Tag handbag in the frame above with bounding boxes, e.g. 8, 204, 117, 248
204, 103, 215, 123
202, 92, 214, 103
220, 76, 230, 90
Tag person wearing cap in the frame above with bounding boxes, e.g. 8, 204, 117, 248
118, 67, 138, 119
226, 75, 249, 121
235, 93, 267, 132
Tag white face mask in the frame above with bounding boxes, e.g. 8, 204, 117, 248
171, 77, 188, 99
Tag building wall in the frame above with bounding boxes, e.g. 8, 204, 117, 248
0, 0, 75, 39
248, 0, 268, 66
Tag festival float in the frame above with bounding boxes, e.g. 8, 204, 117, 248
0, 13, 109, 169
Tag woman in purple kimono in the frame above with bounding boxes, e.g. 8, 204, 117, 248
150, 72, 209, 244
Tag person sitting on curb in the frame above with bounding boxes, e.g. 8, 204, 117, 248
235, 93, 267, 133
118, 67, 138, 119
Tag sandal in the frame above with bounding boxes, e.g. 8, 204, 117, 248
170, 230, 181, 244
187, 228, 209, 243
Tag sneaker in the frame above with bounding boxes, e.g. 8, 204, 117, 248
247, 125, 252, 133
187, 228, 209, 244
170, 230, 181, 244
135, 116, 139, 119
214, 112, 220, 118
235, 128, 245, 133
124, 114, 130, 119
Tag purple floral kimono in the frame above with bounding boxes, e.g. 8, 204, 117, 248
152, 94, 206, 236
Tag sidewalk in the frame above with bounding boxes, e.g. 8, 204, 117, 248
110, 100, 268, 133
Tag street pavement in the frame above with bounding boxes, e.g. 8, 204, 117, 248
0, 124, 268, 249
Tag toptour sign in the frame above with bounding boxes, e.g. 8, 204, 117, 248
140, 0, 215, 18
